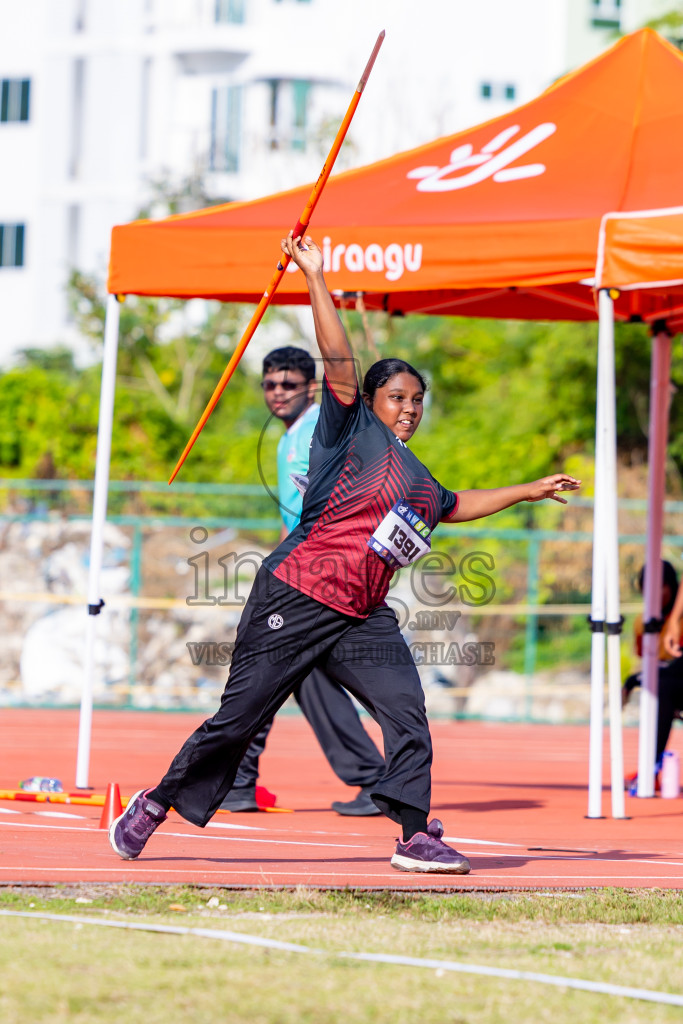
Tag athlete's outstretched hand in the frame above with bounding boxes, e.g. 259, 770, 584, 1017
525, 474, 582, 504
663, 621, 682, 659
281, 232, 323, 276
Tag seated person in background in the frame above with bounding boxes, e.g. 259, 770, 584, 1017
623, 560, 683, 784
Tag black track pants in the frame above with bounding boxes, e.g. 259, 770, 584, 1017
156, 567, 431, 827
233, 666, 385, 789
656, 658, 683, 762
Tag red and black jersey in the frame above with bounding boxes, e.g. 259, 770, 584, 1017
264, 375, 459, 618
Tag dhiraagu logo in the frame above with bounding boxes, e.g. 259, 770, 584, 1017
407, 123, 557, 191
283, 124, 556, 282
287, 236, 422, 282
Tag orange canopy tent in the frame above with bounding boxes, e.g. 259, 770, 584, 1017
108, 28, 683, 332
597, 207, 683, 297
86, 28, 683, 812
595, 204, 683, 808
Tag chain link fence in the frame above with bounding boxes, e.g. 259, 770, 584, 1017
2, 478, 682, 722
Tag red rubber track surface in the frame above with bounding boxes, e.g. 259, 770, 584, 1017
1, 710, 681, 889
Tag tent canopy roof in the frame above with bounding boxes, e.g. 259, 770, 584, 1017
108, 29, 683, 327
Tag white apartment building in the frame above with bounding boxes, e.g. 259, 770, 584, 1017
0, 0, 674, 362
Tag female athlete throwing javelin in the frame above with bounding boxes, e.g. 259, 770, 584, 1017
109, 232, 580, 874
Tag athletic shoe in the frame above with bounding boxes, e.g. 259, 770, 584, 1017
254, 785, 277, 809
624, 771, 661, 795
108, 788, 167, 860
219, 785, 259, 812
331, 786, 381, 816
390, 819, 470, 874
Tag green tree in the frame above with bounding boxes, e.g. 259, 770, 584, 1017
641, 5, 683, 47
341, 309, 682, 496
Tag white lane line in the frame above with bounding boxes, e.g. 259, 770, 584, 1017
206, 823, 268, 832
491, 876, 677, 883
466, 850, 683, 868
0, 813, 531, 847
622, 858, 683, 868
207, 822, 369, 837
444, 836, 524, 847
0, 819, 369, 850
0, 819, 678, 865
1, 910, 681, 1008
34, 811, 87, 820
0, 820, 678, 868
163, 830, 369, 850
0, 821, 94, 832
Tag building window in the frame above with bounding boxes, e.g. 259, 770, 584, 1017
0, 79, 30, 122
67, 205, 80, 268
291, 79, 310, 151
268, 78, 311, 150
0, 224, 25, 267
480, 82, 516, 101
268, 78, 279, 148
591, 0, 621, 28
139, 58, 151, 160
69, 60, 85, 179
74, 0, 86, 31
211, 85, 243, 172
215, 0, 245, 22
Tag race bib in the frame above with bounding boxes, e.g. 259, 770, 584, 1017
367, 501, 432, 570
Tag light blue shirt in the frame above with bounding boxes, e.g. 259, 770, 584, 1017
276, 402, 320, 533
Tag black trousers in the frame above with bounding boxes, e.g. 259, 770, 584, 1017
233, 667, 385, 789
624, 657, 683, 763
657, 658, 683, 762
157, 567, 432, 827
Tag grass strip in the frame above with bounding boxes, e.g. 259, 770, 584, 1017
2, 884, 683, 923
2, 890, 683, 1024
2, 908, 683, 1009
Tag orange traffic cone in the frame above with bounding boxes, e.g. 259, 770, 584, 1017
98, 782, 123, 830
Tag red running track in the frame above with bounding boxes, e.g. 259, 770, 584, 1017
0, 710, 681, 889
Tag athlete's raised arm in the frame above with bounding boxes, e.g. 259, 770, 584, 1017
281, 232, 357, 400
450, 474, 581, 523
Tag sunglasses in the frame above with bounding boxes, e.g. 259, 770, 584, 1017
260, 380, 306, 392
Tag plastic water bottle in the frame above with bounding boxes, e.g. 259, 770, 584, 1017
660, 751, 680, 799
19, 777, 63, 793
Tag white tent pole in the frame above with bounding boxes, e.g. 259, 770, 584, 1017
76, 293, 121, 789
637, 325, 672, 798
599, 291, 626, 818
587, 292, 609, 818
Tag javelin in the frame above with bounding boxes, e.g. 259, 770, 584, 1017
168, 30, 385, 484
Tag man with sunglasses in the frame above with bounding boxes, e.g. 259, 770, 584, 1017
219, 346, 385, 815
261, 348, 321, 540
